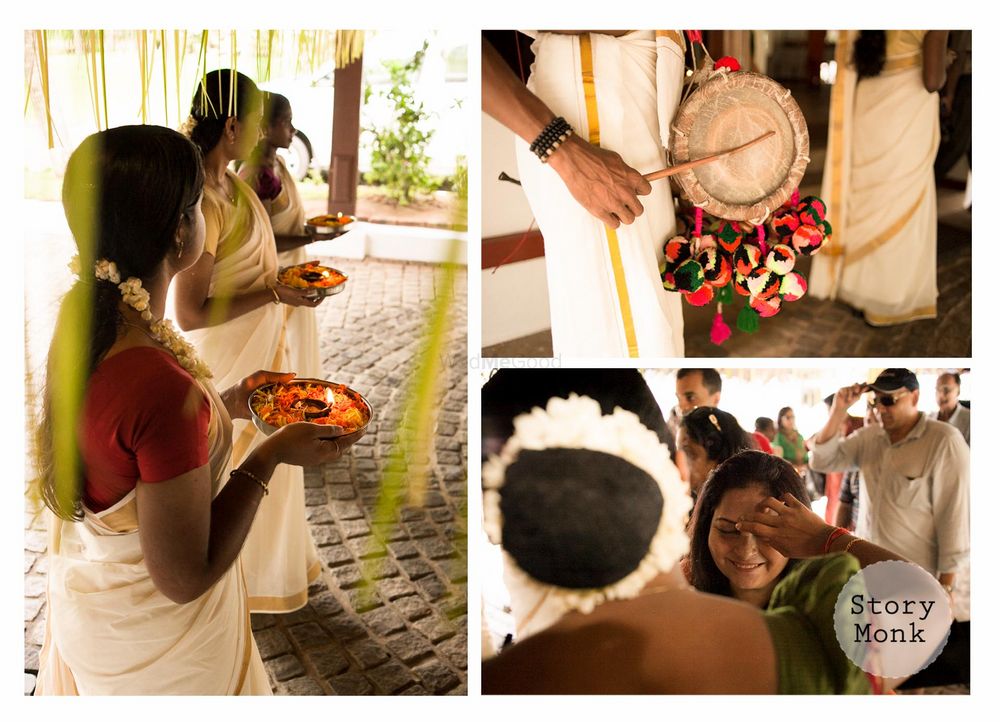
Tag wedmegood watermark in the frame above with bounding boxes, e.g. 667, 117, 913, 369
469, 355, 564, 370
834, 560, 952, 678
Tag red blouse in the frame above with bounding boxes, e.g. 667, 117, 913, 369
79, 346, 212, 512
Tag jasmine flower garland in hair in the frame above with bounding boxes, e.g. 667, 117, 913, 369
75, 255, 213, 381
483, 394, 691, 629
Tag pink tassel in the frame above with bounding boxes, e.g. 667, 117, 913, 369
694, 206, 704, 237
791, 188, 800, 206
710, 304, 732, 345
756, 224, 767, 255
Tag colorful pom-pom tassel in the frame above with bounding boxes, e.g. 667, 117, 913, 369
750, 295, 782, 318
673, 258, 705, 292
717, 220, 744, 253
717, 282, 734, 304
765, 244, 796, 275
699, 247, 733, 287
684, 283, 714, 306
797, 196, 826, 225
736, 301, 759, 333
664, 236, 692, 264
734, 243, 762, 276
733, 272, 751, 297
710, 306, 732, 345
780, 271, 808, 301
770, 209, 800, 239
660, 262, 678, 291
747, 267, 781, 299
791, 224, 824, 254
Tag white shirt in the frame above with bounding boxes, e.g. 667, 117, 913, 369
938, 403, 970, 446
810, 413, 969, 577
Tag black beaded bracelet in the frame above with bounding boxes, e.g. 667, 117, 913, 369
529, 116, 573, 163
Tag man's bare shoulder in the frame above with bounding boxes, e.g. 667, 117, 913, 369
483, 589, 776, 694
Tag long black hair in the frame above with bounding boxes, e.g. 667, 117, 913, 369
186, 69, 262, 155
688, 450, 811, 598
853, 30, 887, 79
36, 125, 205, 520
482, 369, 674, 588
482, 368, 672, 456
777, 406, 796, 431
679, 407, 752, 465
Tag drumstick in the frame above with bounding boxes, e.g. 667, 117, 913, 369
642, 130, 776, 182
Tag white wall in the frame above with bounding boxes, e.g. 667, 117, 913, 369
307, 224, 468, 265
482, 258, 551, 348
482, 114, 534, 237
481, 112, 551, 344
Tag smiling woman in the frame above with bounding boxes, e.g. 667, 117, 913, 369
688, 450, 812, 607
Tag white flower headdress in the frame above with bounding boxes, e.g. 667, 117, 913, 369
483, 394, 691, 637
75, 254, 212, 380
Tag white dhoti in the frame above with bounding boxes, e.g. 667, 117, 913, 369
516, 30, 686, 358
810, 31, 940, 325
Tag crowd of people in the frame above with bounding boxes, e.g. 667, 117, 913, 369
33, 70, 363, 694
482, 367, 970, 694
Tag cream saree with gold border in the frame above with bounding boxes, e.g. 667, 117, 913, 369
238, 156, 323, 379
810, 30, 939, 326
186, 171, 321, 613
35, 382, 270, 695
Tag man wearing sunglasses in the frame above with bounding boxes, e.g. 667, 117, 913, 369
809, 368, 970, 685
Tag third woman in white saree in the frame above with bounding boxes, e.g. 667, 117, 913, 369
238, 92, 332, 379
810, 30, 949, 326
175, 70, 328, 613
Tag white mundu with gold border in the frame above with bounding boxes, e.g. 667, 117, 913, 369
810, 30, 940, 326
515, 30, 686, 358
185, 170, 321, 613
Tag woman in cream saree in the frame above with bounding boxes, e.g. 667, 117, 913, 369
184, 173, 323, 611
175, 71, 326, 613
810, 30, 948, 326
35, 124, 354, 695
238, 93, 323, 379
36, 382, 270, 695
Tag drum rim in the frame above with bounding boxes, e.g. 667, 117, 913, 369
669, 71, 810, 223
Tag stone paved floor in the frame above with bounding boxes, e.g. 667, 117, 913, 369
24, 243, 468, 695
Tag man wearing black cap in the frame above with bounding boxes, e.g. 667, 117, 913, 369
809, 369, 969, 687
810, 368, 970, 684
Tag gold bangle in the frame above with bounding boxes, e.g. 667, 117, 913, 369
230, 468, 269, 496
267, 285, 280, 304
844, 536, 863, 556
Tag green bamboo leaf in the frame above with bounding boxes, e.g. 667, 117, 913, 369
359, 238, 463, 607
34, 31, 54, 148
99, 31, 108, 130
161, 30, 169, 126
